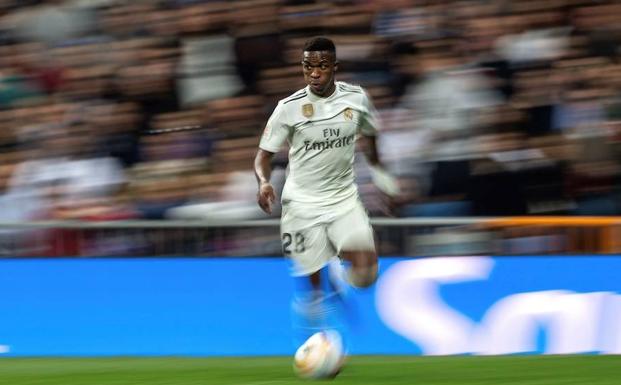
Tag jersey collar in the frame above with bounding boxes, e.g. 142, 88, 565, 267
306, 82, 339, 103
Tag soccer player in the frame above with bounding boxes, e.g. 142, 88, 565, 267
254, 37, 397, 341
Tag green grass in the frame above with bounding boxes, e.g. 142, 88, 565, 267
0, 356, 618, 385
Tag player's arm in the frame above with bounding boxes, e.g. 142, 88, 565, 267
254, 149, 276, 214
360, 134, 400, 197
360, 133, 381, 167
255, 102, 289, 215
359, 92, 400, 197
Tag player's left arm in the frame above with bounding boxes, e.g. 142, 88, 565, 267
359, 133, 380, 166
358, 91, 400, 197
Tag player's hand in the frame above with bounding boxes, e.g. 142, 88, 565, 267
257, 182, 276, 214
369, 165, 400, 197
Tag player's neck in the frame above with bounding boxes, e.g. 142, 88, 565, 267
309, 83, 336, 98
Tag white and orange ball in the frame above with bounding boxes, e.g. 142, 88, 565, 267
293, 330, 345, 379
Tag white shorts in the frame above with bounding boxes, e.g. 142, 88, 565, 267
281, 201, 376, 276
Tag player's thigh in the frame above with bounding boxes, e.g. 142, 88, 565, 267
327, 203, 376, 260
281, 220, 336, 277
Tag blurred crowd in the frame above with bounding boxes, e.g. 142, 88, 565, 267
1, 0, 621, 255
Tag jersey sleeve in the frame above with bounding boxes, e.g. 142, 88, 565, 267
259, 102, 290, 153
358, 90, 380, 136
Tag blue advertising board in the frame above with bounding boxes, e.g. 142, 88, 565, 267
0, 256, 620, 356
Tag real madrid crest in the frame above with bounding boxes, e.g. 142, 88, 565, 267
344, 108, 353, 121
302, 103, 314, 118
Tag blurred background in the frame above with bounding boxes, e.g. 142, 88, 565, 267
2, 0, 621, 369
0, 0, 620, 257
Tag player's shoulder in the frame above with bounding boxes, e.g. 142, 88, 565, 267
270, 87, 308, 122
336, 81, 365, 95
280, 87, 309, 106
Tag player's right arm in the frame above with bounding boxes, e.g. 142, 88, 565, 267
254, 149, 276, 214
255, 101, 290, 215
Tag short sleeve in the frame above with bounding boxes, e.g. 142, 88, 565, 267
259, 102, 290, 153
359, 90, 380, 136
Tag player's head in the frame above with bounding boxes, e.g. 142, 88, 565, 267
302, 37, 338, 97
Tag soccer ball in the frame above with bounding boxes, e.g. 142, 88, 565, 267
293, 330, 345, 379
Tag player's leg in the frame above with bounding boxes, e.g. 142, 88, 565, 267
282, 210, 343, 344
291, 266, 348, 347
340, 250, 378, 288
328, 202, 378, 288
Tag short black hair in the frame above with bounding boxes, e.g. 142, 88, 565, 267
303, 36, 336, 54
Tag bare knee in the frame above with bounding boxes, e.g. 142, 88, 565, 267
348, 264, 378, 288
341, 250, 378, 288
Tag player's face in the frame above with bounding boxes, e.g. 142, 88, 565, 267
302, 51, 338, 97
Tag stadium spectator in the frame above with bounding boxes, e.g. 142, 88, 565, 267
0, 0, 619, 256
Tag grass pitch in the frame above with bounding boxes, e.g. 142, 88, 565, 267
0, 355, 618, 385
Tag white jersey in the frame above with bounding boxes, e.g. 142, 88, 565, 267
260, 81, 379, 217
